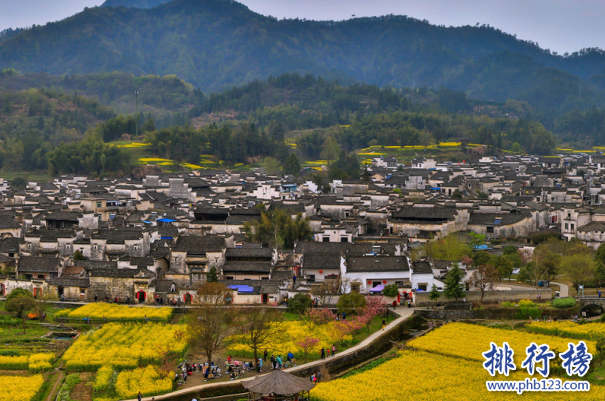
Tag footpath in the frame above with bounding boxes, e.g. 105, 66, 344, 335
125, 306, 416, 401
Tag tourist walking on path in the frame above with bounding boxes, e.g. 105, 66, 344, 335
320, 348, 326, 359
138, 392, 142, 401
382, 319, 386, 331
331, 344, 336, 357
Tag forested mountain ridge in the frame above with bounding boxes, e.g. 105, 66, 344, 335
1, 0, 605, 114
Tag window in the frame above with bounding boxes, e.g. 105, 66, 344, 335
226, 276, 234, 280
133, 245, 139, 250
468, 184, 472, 188
571, 224, 575, 231
565, 223, 569, 230
418, 283, 428, 291
308, 274, 316, 283
395, 281, 404, 286
487, 227, 494, 234
96, 201, 102, 208
80, 288, 86, 296
322, 237, 330, 242
351, 283, 361, 293
340, 237, 349, 243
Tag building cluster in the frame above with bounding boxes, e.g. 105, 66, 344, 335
0, 152, 601, 304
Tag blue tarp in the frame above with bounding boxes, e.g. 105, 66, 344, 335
157, 218, 176, 223
431, 187, 441, 191
228, 285, 254, 293
370, 284, 385, 293
142, 221, 152, 224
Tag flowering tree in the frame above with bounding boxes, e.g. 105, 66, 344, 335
358, 296, 386, 332
295, 336, 320, 363
305, 308, 337, 325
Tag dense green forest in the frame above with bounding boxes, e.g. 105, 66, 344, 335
1, 0, 605, 116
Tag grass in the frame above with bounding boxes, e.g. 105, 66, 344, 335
0, 169, 49, 182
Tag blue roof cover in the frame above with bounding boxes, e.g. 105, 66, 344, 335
157, 218, 176, 223
228, 285, 254, 293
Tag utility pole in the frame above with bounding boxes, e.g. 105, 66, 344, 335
135, 90, 139, 140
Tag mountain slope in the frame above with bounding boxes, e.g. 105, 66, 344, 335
101, 0, 173, 9
0, 0, 604, 112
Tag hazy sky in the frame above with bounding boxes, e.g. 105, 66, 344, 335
0, 0, 603, 54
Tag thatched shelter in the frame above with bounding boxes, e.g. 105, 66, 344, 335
242, 370, 315, 401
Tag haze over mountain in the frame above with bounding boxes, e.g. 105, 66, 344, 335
1, 0, 605, 114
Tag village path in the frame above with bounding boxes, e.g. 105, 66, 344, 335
126, 306, 416, 401
550, 281, 569, 297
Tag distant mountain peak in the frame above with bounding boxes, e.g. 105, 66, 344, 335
101, 0, 174, 9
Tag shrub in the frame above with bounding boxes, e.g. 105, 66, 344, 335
514, 307, 541, 320
337, 293, 367, 316
552, 297, 576, 309
518, 299, 536, 308
501, 301, 515, 308
93, 365, 115, 392
287, 293, 313, 314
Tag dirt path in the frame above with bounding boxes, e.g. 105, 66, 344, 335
45, 370, 65, 401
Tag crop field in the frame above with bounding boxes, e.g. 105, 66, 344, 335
55, 303, 173, 323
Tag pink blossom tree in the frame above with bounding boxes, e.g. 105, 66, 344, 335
305, 308, 337, 324
359, 296, 387, 332
295, 336, 320, 363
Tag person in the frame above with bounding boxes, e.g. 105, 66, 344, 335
382, 319, 386, 331
276, 355, 282, 369
105, 295, 109, 302
170, 282, 176, 292
311, 373, 316, 383
103, 315, 107, 323
264, 349, 268, 361
174, 372, 179, 384
293, 275, 297, 286
145, 315, 149, 323
341, 312, 346, 320
320, 348, 326, 359
271, 355, 276, 370
287, 351, 294, 363
228, 355, 232, 365
126, 295, 130, 304
407, 299, 411, 308
392, 300, 397, 308
94, 295, 98, 302
599, 290, 602, 299
331, 344, 336, 357
138, 392, 142, 401
542, 312, 546, 321
204, 365, 210, 381
463, 297, 466, 303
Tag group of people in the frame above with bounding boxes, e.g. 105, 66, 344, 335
310, 370, 323, 383
175, 361, 223, 385
319, 345, 337, 359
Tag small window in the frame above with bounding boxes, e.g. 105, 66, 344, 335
395, 281, 404, 286
340, 237, 349, 243
571, 224, 575, 231
226, 276, 234, 280
487, 227, 494, 233
322, 237, 330, 242
308, 274, 316, 283
418, 283, 428, 291
565, 223, 569, 230
79, 288, 86, 296
96, 201, 102, 208
351, 283, 361, 293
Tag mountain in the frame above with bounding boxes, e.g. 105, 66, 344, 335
1, 0, 605, 113
101, 0, 173, 9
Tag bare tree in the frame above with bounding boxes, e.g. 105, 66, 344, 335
310, 278, 342, 307
232, 307, 282, 371
186, 283, 235, 366
468, 264, 498, 303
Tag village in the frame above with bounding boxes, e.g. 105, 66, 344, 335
0, 152, 602, 305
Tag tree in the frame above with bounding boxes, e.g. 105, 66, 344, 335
73, 250, 85, 260
6, 295, 36, 333
320, 135, 340, 166
492, 255, 513, 281
429, 285, 440, 301
560, 253, 596, 294
472, 251, 491, 267
187, 283, 234, 366
382, 284, 399, 297
443, 265, 465, 301
596, 243, 605, 266
337, 292, 367, 315
206, 267, 218, 283
6, 288, 33, 305
423, 234, 471, 261
310, 279, 342, 307
468, 264, 498, 303
358, 296, 386, 332
295, 336, 320, 363
283, 153, 301, 175
288, 293, 312, 315
596, 262, 605, 289
232, 307, 282, 371
244, 209, 311, 249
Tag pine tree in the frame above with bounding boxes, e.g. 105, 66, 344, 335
206, 267, 218, 283
429, 284, 441, 301
444, 265, 465, 301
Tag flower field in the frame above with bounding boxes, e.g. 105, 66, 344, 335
227, 320, 352, 358
62, 323, 187, 371
311, 350, 605, 401
93, 365, 115, 392
115, 365, 173, 399
526, 321, 605, 340
55, 303, 173, 322
0, 353, 54, 371
0, 374, 44, 401
408, 323, 596, 366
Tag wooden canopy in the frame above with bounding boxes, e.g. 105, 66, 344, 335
243, 370, 315, 396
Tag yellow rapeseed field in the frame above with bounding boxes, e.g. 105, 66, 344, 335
408, 323, 596, 366
0, 374, 44, 401
62, 323, 187, 371
115, 365, 173, 399
311, 350, 605, 401
55, 303, 173, 322
526, 321, 605, 340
